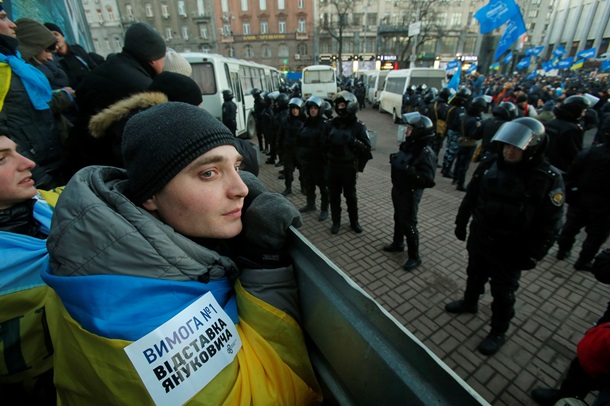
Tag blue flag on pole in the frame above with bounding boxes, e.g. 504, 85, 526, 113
526, 71, 536, 80
466, 63, 477, 74
474, 0, 521, 34
526, 45, 544, 57
602, 60, 610, 72
517, 57, 530, 69
552, 45, 566, 58
556, 57, 574, 69
447, 62, 461, 91
504, 52, 513, 64
576, 47, 596, 60
446, 59, 459, 70
542, 61, 554, 72
494, 12, 527, 61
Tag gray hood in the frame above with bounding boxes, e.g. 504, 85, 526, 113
47, 166, 237, 281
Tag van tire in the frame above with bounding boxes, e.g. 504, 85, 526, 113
243, 114, 256, 139
392, 109, 401, 124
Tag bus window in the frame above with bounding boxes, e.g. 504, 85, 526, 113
230, 71, 242, 103
191, 63, 217, 95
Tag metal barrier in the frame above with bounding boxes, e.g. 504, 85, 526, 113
289, 228, 489, 406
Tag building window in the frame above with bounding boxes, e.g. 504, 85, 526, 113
278, 0, 285, 10
105, 40, 111, 50
243, 22, 250, 34
225, 46, 235, 58
126, 4, 133, 17
245, 45, 254, 58
261, 20, 268, 34
297, 42, 307, 55
528, 10, 538, 18
260, 0, 266, 11
241, 0, 248, 11
278, 43, 289, 57
340, 14, 348, 25
262, 44, 272, 57
221, 0, 228, 12
437, 12, 447, 25
197, 0, 206, 16
321, 42, 329, 53
298, 18, 306, 33
279, 19, 286, 33
161, 4, 170, 18
223, 24, 231, 36
451, 12, 461, 26
531, 0, 541, 4
106, 7, 115, 21
96, 9, 104, 23
182, 26, 189, 40
367, 13, 377, 26
353, 13, 362, 27
178, 1, 187, 16
200, 26, 208, 39
114, 36, 122, 51
298, 0, 304, 9
85, 10, 93, 24
165, 27, 173, 39
145, 3, 153, 17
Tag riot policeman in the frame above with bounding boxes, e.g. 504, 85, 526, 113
446, 118, 565, 356
323, 91, 372, 234
441, 87, 471, 178
278, 97, 305, 195
221, 89, 237, 136
383, 112, 437, 271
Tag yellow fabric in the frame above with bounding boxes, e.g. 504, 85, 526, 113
0, 286, 54, 383
37, 187, 64, 207
46, 282, 322, 405
0, 63, 10, 112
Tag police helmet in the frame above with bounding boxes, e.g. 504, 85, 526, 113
276, 93, 290, 108
423, 88, 439, 104
554, 95, 591, 121
250, 88, 262, 97
416, 84, 428, 93
268, 91, 280, 101
438, 87, 453, 102
495, 101, 517, 120
333, 91, 359, 115
402, 112, 434, 143
491, 117, 546, 160
288, 97, 304, 110
469, 96, 489, 114
305, 96, 324, 115
456, 87, 472, 99
222, 89, 234, 101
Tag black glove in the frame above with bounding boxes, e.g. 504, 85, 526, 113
454, 224, 467, 241
239, 193, 302, 268
351, 138, 369, 152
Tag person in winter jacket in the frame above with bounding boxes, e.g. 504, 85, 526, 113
278, 97, 305, 195
383, 112, 436, 271
42, 102, 322, 405
453, 96, 487, 191
222, 89, 237, 135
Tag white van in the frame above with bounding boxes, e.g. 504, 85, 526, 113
379, 68, 446, 122
301, 65, 338, 101
366, 70, 389, 108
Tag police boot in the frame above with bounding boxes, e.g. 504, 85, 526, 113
318, 198, 329, 221
330, 221, 340, 234
531, 388, 562, 406
350, 221, 363, 233
403, 234, 421, 270
299, 201, 316, 213
477, 330, 507, 356
441, 165, 453, 178
445, 289, 479, 314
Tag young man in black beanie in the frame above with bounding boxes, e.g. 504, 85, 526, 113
41, 102, 322, 404
68, 22, 166, 173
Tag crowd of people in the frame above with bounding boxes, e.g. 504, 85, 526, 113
1, 4, 609, 403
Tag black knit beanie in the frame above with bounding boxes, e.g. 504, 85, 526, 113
124, 22, 166, 62
43, 22, 64, 37
122, 102, 238, 204
148, 72, 202, 106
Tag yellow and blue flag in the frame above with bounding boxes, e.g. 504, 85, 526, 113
570, 58, 584, 70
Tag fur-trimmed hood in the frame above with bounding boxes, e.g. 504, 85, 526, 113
88, 91, 168, 138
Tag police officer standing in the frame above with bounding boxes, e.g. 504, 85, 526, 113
278, 97, 305, 195
221, 89, 237, 136
446, 118, 565, 356
441, 88, 471, 178
453, 96, 487, 191
251, 88, 267, 152
324, 91, 372, 234
383, 112, 437, 271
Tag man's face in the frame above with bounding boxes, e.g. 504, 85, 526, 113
142, 145, 248, 239
0, 136, 37, 209
309, 106, 319, 117
50, 31, 67, 55
35, 46, 55, 63
291, 106, 300, 116
0, 11, 16, 38
502, 144, 524, 163
150, 57, 165, 74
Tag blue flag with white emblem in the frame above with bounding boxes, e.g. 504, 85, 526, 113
556, 57, 574, 69
526, 71, 536, 80
517, 57, 530, 69
526, 46, 544, 57
474, 0, 520, 34
446, 59, 459, 70
552, 45, 566, 58
494, 12, 527, 61
447, 62, 461, 91
504, 52, 513, 64
577, 47, 596, 60
466, 63, 477, 74
602, 60, 610, 71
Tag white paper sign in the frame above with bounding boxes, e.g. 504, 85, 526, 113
125, 292, 241, 406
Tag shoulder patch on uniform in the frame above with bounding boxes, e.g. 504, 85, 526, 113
549, 188, 565, 206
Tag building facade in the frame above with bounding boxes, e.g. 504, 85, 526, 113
213, 0, 315, 71
81, 0, 125, 57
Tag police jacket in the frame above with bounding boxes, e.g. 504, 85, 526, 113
280, 113, 304, 147
390, 140, 436, 190
222, 100, 237, 131
446, 103, 466, 132
324, 114, 371, 169
544, 114, 584, 172
296, 115, 327, 164
459, 113, 482, 146
477, 116, 509, 151
456, 153, 564, 268
252, 97, 265, 121
429, 100, 449, 135
564, 143, 610, 215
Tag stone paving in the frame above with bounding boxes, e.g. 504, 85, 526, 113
253, 107, 608, 405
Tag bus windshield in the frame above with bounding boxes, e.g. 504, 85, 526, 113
303, 69, 335, 84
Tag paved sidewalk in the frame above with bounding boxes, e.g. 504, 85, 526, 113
253, 109, 608, 405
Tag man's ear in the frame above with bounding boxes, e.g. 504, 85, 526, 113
142, 196, 157, 212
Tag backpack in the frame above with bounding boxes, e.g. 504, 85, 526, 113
435, 102, 449, 137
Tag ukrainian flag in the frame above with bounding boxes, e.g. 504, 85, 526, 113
570, 58, 584, 70
41, 265, 323, 405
